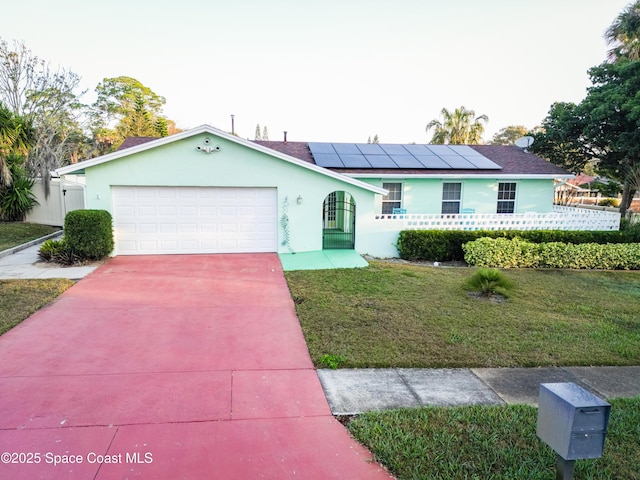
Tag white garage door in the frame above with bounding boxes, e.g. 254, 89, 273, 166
112, 186, 278, 255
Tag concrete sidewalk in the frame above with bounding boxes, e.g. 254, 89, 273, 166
318, 366, 640, 415
0, 242, 100, 280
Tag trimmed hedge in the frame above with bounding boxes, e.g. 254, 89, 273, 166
463, 237, 640, 270
64, 209, 114, 260
396, 229, 632, 261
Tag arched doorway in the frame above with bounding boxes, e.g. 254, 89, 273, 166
322, 191, 356, 249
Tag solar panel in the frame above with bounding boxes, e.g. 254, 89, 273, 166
366, 155, 399, 168
390, 155, 424, 168
464, 155, 502, 169
447, 145, 478, 156
356, 143, 385, 155
307, 142, 502, 171
440, 156, 476, 169
333, 143, 361, 155
312, 153, 344, 167
379, 144, 410, 155
340, 154, 371, 168
414, 155, 451, 169
424, 145, 454, 155
308, 142, 336, 154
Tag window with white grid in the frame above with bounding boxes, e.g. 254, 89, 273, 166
497, 182, 517, 214
382, 182, 402, 214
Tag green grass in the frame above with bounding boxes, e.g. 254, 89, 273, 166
285, 261, 640, 368
0, 279, 74, 335
347, 397, 640, 479
0, 222, 59, 251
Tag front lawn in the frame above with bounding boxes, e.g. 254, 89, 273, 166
347, 397, 640, 480
285, 262, 640, 368
0, 279, 74, 335
0, 222, 59, 252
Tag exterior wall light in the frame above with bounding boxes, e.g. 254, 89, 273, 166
297, 195, 303, 205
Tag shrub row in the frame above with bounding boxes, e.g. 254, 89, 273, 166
463, 237, 640, 270
396, 228, 640, 261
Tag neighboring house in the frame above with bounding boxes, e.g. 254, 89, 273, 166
54, 124, 615, 259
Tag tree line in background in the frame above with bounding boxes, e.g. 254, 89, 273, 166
0, 38, 176, 213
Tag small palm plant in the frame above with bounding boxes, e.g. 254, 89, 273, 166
465, 268, 513, 298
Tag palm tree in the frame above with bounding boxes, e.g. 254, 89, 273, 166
0, 103, 33, 185
426, 106, 489, 144
606, 1, 640, 60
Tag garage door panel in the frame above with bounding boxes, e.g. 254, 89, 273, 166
162, 240, 180, 249
137, 206, 156, 216
219, 223, 237, 233
158, 188, 177, 198
158, 206, 177, 215
112, 186, 277, 255
116, 205, 136, 215
159, 224, 177, 234
138, 224, 157, 234
219, 206, 237, 216
199, 206, 217, 215
181, 223, 197, 233
200, 224, 217, 233
137, 189, 156, 199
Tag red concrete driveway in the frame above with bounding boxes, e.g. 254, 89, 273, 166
0, 254, 391, 479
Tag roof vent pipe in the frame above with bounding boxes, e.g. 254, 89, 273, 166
284, 131, 287, 142
231, 114, 235, 135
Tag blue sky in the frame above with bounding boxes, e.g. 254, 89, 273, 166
0, 0, 632, 143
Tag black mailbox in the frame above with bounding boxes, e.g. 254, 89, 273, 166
537, 382, 611, 461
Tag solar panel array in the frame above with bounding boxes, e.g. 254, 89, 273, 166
307, 143, 502, 170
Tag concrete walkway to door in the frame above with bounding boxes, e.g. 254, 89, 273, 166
0, 254, 391, 479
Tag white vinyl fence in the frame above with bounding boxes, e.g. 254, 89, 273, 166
25, 178, 85, 227
375, 205, 620, 231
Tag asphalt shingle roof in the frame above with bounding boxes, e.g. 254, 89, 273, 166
254, 141, 571, 177
116, 136, 571, 177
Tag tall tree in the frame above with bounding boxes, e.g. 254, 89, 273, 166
582, 59, 640, 214
426, 106, 488, 144
530, 102, 594, 173
254, 124, 262, 140
490, 125, 529, 145
262, 125, 269, 141
0, 39, 86, 194
532, 61, 640, 216
606, 0, 640, 60
91, 76, 170, 150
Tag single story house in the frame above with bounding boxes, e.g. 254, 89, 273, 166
55, 124, 575, 258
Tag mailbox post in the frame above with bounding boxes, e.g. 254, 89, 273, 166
537, 383, 611, 480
